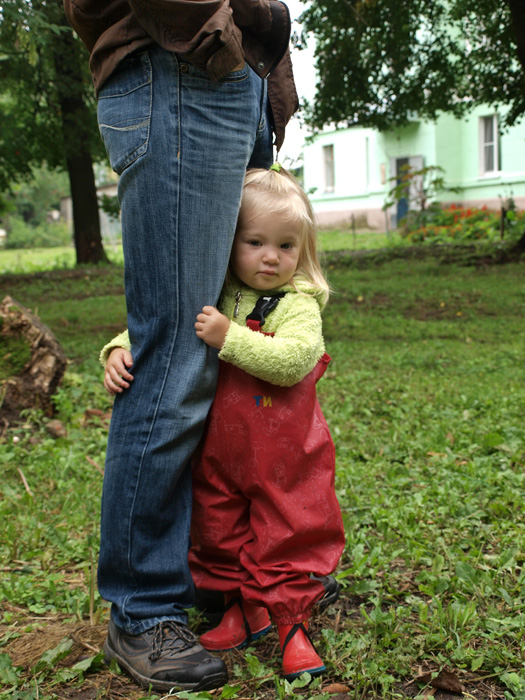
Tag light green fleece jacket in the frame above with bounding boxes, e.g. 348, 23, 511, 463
100, 277, 327, 387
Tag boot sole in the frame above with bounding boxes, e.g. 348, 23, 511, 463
201, 623, 272, 652
103, 639, 228, 692
284, 663, 326, 682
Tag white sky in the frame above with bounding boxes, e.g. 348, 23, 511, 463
277, 0, 317, 165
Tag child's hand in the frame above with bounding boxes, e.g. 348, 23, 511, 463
104, 347, 134, 395
195, 306, 230, 349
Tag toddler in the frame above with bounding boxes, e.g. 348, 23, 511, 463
102, 165, 345, 680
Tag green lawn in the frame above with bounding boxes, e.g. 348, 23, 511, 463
0, 230, 397, 274
0, 245, 524, 699
0, 243, 124, 275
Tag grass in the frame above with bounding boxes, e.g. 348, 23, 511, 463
0, 243, 124, 275
0, 238, 524, 699
318, 229, 400, 251
0, 230, 393, 274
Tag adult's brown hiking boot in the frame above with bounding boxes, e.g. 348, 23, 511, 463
104, 618, 228, 692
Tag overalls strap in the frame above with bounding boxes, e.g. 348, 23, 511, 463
246, 292, 286, 332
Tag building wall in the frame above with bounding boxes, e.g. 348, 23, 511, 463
304, 127, 388, 230
304, 106, 525, 231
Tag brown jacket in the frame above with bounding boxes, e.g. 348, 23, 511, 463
63, 0, 298, 150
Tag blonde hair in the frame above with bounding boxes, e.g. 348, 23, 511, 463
235, 167, 330, 299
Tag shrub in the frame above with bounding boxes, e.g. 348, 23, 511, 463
5, 217, 72, 249
401, 204, 525, 243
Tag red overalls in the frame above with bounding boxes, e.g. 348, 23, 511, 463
189, 309, 345, 625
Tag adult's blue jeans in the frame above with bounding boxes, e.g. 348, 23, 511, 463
97, 45, 273, 634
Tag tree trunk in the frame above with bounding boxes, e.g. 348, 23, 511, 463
67, 150, 108, 264
508, 0, 525, 103
53, 21, 108, 265
0, 296, 67, 423
508, 0, 525, 71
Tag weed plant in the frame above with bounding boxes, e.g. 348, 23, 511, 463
0, 247, 524, 699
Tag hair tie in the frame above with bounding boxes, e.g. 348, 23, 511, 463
270, 162, 282, 173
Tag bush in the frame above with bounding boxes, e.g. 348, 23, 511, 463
5, 217, 72, 249
401, 204, 525, 243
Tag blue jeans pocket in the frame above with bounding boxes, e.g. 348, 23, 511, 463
98, 52, 152, 174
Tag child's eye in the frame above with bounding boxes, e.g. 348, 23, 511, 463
248, 240, 262, 247
281, 243, 293, 250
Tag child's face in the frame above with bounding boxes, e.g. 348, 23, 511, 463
231, 210, 302, 290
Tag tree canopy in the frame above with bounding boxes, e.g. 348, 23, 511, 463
0, 0, 108, 263
298, 0, 525, 132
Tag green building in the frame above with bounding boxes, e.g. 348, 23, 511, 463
303, 106, 525, 231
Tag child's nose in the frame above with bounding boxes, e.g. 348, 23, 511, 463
263, 247, 279, 263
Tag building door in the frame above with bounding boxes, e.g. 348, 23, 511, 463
388, 155, 424, 227
395, 157, 409, 223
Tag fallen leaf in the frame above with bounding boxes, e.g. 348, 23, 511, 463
45, 419, 67, 438
416, 668, 464, 694
324, 683, 351, 693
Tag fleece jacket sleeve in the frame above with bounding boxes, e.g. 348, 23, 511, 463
99, 330, 131, 367
218, 294, 325, 386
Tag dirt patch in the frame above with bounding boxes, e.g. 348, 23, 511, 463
324, 241, 524, 268
402, 294, 480, 321
0, 601, 507, 700
4, 618, 106, 669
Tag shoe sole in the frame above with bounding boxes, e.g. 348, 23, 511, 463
201, 623, 272, 652
103, 639, 228, 692
317, 579, 341, 611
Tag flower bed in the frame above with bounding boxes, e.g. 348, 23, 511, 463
401, 204, 524, 243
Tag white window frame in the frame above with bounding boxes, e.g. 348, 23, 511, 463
479, 114, 499, 176
323, 144, 335, 193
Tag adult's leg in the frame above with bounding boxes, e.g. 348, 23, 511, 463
97, 46, 272, 634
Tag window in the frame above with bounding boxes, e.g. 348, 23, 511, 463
480, 115, 499, 175
323, 144, 335, 192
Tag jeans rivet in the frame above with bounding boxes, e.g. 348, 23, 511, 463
180, 64, 189, 73
257, 61, 265, 70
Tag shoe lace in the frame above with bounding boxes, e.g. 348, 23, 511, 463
149, 621, 197, 662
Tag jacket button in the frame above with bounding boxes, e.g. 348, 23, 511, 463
257, 61, 265, 70
180, 64, 189, 73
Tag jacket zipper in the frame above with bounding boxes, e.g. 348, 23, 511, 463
233, 290, 241, 318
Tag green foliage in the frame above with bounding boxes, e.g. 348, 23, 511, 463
319, 257, 525, 696
0, 330, 31, 379
299, 0, 525, 130
98, 194, 121, 223
318, 229, 402, 252
0, 245, 124, 274
7, 166, 70, 227
0, 644, 105, 698
0, 0, 103, 189
401, 204, 525, 243
5, 217, 71, 249
1, 250, 525, 698
0, 0, 108, 265
384, 164, 461, 218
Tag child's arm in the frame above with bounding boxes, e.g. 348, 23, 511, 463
104, 347, 134, 395
100, 329, 131, 366
195, 306, 230, 349
219, 294, 325, 386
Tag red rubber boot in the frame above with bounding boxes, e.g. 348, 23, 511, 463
200, 596, 271, 651
278, 621, 326, 681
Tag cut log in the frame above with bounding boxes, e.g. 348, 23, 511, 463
0, 295, 67, 422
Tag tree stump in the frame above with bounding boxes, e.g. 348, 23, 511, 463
0, 295, 67, 424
